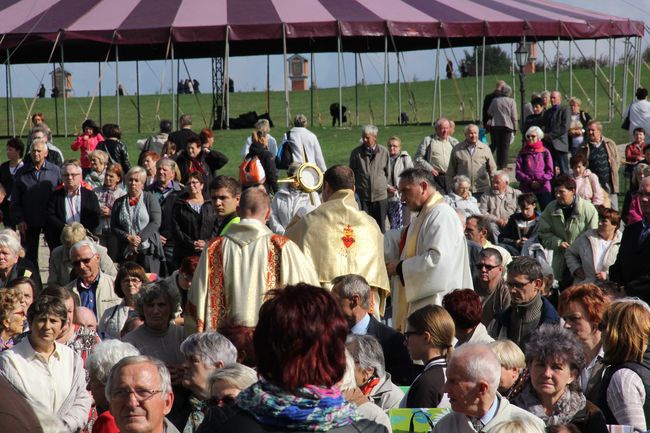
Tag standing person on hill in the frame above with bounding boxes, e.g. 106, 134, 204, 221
96, 123, 131, 173
71, 119, 104, 176
387, 136, 413, 229
447, 124, 497, 198
414, 117, 458, 192
137, 119, 172, 158
0, 138, 25, 228
243, 130, 278, 194
285, 114, 327, 172
624, 87, 650, 143
487, 84, 518, 170
349, 125, 390, 232
169, 114, 196, 153
543, 91, 571, 174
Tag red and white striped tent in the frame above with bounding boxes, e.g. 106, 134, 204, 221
0, 0, 643, 63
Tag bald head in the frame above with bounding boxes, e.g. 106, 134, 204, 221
449, 343, 500, 391
237, 187, 270, 222
550, 91, 562, 105
75, 306, 98, 330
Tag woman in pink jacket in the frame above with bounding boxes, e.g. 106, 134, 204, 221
71, 119, 104, 175
570, 153, 605, 207
515, 126, 554, 209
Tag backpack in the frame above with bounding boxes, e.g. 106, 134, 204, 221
275, 131, 295, 169
239, 155, 266, 187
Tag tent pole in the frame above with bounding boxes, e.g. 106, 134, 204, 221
608, 38, 614, 122
176, 59, 180, 125
543, 41, 547, 91
225, 26, 230, 129
384, 34, 388, 126
116, 45, 120, 126
511, 43, 516, 97
354, 53, 359, 126
593, 40, 597, 119
432, 40, 440, 124
98, 62, 103, 127
480, 36, 486, 121
136, 60, 141, 133
622, 38, 629, 115
267, 54, 271, 115
282, 26, 289, 128
7, 50, 14, 137
397, 51, 402, 123
310, 51, 314, 126
569, 41, 573, 98
611, 38, 617, 120
5, 51, 9, 136
636, 37, 642, 89
61, 44, 68, 137
475, 46, 479, 122
555, 36, 560, 91
53, 63, 59, 135
337, 30, 342, 127
171, 42, 175, 129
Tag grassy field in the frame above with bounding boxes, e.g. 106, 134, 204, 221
0, 64, 645, 178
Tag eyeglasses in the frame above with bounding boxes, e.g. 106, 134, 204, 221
72, 257, 94, 267
110, 388, 162, 402
475, 263, 499, 271
507, 280, 532, 290
403, 331, 423, 339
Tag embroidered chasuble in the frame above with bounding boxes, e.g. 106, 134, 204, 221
285, 189, 390, 317
185, 220, 319, 335
384, 192, 473, 330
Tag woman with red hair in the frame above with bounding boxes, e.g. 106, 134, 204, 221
558, 284, 610, 402
204, 283, 385, 432
443, 288, 494, 347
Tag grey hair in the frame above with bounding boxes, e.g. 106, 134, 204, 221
105, 355, 172, 401
207, 363, 257, 393
453, 174, 471, 192
180, 332, 238, 366
339, 349, 358, 392
31, 125, 49, 136
331, 274, 371, 310
69, 239, 97, 259
0, 234, 22, 257
524, 325, 585, 392
525, 126, 544, 141
31, 138, 47, 150
490, 416, 545, 433
464, 123, 479, 134
500, 84, 513, 98
90, 149, 109, 164
346, 334, 386, 378
399, 167, 436, 189
179, 114, 192, 127
449, 343, 501, 392
611, 297, 650, 313
87, 340, 140, 384
126, 166, 147, 183
361, 124, 378, 138
294, 114, 308, 127
541, 90, 550, 99
157, 157, 177, 171
434, 117, 451, 129
134, 280, 182, 322
493, 170, 509, 184
62, 160, 82, 174
287, 162, 302, 177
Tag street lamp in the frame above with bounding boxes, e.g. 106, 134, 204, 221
515, 42, 529, 130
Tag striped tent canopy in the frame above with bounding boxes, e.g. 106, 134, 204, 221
0, 0, 643, 63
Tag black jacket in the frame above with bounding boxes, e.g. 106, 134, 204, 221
610, 220, 650, 297
543, 105, 571, 152
96, 139, 131, 173
1, 257, 42, 292
366, 316, 418, 385
498, 211, 540, 252
406, 356, 447, 408
176, 150, 229, 186
198, 407, 387, 433
46, 186, 101, 249
569, 401, 609, 433
172, 196, 217, 259
10, 160, 61, 228
145, 181, 184, 248
0, 161, 19, 226
168, 128, 197, 153
246, 142, 278, 193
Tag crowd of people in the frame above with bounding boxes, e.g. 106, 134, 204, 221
0, 81, 647, 433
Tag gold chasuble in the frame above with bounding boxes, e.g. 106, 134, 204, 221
185, 220, 319, 335
285, 189, 390, 317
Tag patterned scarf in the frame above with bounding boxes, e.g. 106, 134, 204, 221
183, 396, 206, 433
515, 384, 586, 426
236, 381, 360, 432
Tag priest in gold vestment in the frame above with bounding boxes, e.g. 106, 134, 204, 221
285, 165, 390, 317
185, 187, 319, 335
385, 168, 473, 330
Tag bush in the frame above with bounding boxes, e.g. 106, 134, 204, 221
462, 46, 512, 76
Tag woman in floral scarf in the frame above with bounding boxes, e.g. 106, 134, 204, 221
201, 283, 386, 433
513, 325, 607, 433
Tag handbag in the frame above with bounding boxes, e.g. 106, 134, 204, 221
621, 115, 631, 130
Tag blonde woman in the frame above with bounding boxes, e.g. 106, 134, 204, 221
489, 340, 527, 400
404, 304, 455, 408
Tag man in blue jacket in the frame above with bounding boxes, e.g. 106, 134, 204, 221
10, 139, 61, 268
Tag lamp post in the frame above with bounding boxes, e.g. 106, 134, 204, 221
515, 42, 530, 131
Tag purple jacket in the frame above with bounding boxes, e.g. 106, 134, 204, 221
515, 147, 554, 193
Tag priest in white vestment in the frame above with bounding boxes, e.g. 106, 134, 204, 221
285, 165, 391, 318
185, 187, 319, 335
385, 167, 473, 330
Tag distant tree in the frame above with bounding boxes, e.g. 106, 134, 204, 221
462, 46, 511, 76
643, 46, 650, 63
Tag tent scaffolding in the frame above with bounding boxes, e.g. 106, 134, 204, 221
0, 0, 644, 136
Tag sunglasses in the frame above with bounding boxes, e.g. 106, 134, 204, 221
475, 263, 499, 271
72, 257, 94, 267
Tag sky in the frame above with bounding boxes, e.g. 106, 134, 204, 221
1, 0, 649, 98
